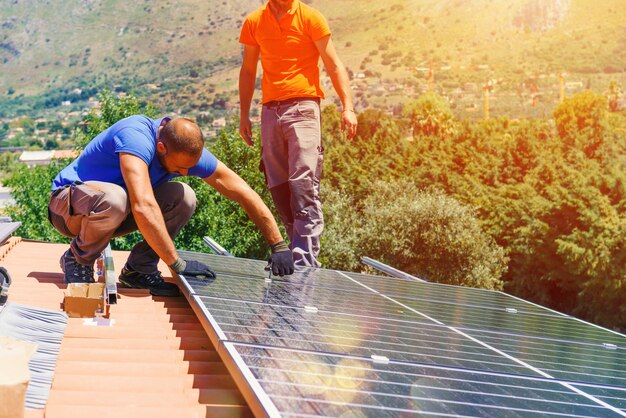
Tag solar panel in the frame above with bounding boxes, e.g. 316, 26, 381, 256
0, 222, 21, 245
176, 251, 626, 417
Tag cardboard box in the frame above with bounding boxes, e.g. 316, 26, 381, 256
63, 283, 107, 318
0, 336, 37, 418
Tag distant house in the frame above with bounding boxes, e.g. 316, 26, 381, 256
565, 81, 584, 90
464, 83, 479, 92
19, 150, 79, 167
19, 150, 55, 167
212, 118, 226, 128
53, 150, 79, 160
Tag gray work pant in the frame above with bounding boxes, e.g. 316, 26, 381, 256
261, 98, 324, 267
48, 181, 196, 273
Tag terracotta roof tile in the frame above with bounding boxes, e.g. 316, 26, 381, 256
0, 239, 252, 418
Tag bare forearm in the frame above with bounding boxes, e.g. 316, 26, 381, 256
132, 202, 178, 265
239, 69, 256, 116
328, 64, 354, 110
238, 192, 283, 245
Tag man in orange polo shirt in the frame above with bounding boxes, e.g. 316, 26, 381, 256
239, 0, 357, 268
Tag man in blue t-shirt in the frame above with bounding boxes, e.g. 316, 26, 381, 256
49, 115, 294, 296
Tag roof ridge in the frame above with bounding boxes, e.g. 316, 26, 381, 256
0, 236, 22, 262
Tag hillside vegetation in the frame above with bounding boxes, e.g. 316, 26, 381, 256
1, 0, 624, 118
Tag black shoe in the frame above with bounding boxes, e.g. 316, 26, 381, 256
60, 249, 94, 284
118, 265, 180, 297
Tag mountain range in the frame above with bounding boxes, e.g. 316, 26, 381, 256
1, 0, 624, 118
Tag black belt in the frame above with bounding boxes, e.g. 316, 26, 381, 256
263, 97, 320, 108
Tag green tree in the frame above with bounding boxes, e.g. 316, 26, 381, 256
14, 117, 35, 136
401, 112, 626, 330
553, 90, 608, 158
404, 92, 457, 138
44, 139, 59, 150
74, 90, 156, 150
322, 106, 407, 202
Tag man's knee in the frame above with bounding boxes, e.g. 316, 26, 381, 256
156, 182, 197, 219
99, 184, 130, 222
178, 182, 197, 216
288, 178, 317, 218
288, 177, 324, 236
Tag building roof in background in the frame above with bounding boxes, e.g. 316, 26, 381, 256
19, 151, 54, 163
52, 150, 80, 159
18, 150, 79, 166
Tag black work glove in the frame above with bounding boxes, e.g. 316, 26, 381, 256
170, 258, 216, 279
269, 241, 295, 276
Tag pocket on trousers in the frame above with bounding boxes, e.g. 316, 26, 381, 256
314, 145, 324, 184
295, 102, 318, 119
70, 182, 105, 216
48, 188, 74, 237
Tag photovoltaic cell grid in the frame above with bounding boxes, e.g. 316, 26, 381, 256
178, 251, 626, 417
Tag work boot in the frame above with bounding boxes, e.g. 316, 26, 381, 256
60, 249, 95, 284
119, 265, 180, 297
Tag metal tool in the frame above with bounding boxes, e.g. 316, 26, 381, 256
202, 236, 233, 257
97, 244, 118, 304
263, 262, 273, 300
264, 262, 273, 283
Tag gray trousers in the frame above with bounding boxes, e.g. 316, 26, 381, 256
48, 181, 196, 273
261, 98, 324, 267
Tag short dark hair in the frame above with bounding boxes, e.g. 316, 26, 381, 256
160, 118, 204, 157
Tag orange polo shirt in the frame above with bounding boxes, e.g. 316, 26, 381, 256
239, 0, 331, 104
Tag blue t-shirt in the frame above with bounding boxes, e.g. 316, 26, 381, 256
52, 115, 219, 190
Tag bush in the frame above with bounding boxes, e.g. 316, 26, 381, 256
318, 188, 361, 272
360, 181, 507, 289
